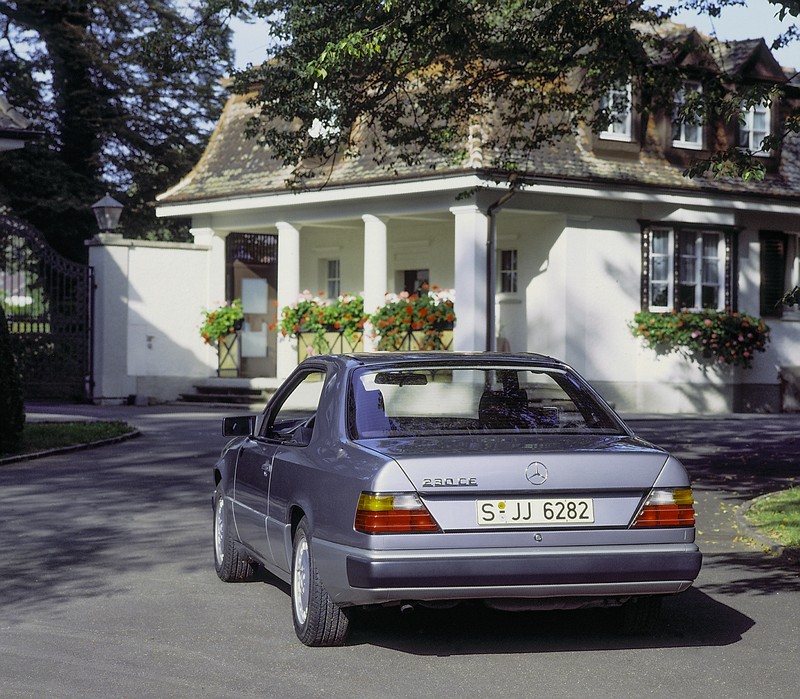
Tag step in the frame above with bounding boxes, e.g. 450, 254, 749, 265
178, 378, 279, 406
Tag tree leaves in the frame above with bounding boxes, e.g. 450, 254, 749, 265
225, 0, 800, 189
0, 1, 235, 258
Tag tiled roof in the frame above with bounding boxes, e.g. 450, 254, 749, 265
158, 29, 800, 207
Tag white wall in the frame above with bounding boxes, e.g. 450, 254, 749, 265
88, 235, 215, 403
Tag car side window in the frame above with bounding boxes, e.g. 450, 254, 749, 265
261, 369, 326, 445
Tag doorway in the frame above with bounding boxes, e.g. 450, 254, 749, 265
226, 233, 278, 378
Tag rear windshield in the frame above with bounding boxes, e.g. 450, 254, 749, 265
348, 365, 624, 439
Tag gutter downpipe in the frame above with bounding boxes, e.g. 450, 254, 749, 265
485, 178, 518, 352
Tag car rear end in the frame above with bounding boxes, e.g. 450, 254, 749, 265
314, 357, 701, 611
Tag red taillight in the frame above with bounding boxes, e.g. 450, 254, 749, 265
633, 488, 695, 527
354, 492, 440, 534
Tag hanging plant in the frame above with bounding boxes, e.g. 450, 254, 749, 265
369, 286, 456, 351
276, 291, 367, 352
199, 299, 244, 346
629, 310, 770, 369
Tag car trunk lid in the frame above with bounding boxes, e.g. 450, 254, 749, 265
363, 435, 668, 530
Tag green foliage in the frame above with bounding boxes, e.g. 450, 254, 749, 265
0, 1, 235, 259
199, 299, 245, 345
0, 307, 26, 453
227, 0, 800, 186
629, 310, 770, 369
232, 0, 678, 184
276, 292, 367, 351
370, 287, 455, 351
275, 288, 456, 352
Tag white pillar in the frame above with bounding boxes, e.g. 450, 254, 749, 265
362, 215, 388, 351
450, 205, 488, 352
189, 226, 226, 308
188, 225, 225, 379
276, 221, 301, 378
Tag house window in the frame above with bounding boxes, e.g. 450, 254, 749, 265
643, 226, 734, 312
600, 83, 632, 141
326, 259, 341, 298
499, 249, 518, 293
672, 81, 703, 150
760, 231, 787, 317
740, 102, 771, 153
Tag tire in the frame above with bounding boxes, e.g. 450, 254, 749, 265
619, 595, 662, 635
213, 486, 256, 582
291, 517, 350, 646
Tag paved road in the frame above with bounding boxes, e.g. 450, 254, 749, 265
1, 405, 798, 698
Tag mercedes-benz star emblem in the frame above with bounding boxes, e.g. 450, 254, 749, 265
526, 461, 548, 486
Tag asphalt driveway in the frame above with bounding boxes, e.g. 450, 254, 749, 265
1, 404, 798, 698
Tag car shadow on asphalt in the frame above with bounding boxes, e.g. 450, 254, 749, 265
344, 587, 753, 654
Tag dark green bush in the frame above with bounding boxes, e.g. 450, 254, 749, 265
0, 307, 25, 453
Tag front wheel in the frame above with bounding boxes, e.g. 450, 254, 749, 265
213, 486, 256, 582
291, 517, 350, 646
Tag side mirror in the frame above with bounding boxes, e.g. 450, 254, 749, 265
222, 415, 255, 437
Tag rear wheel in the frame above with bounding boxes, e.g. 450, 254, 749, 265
291, 517, 350, 646
619, 595, 662, 634
213, 486, 256, 582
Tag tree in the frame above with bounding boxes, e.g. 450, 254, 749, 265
226, 0, 800, 187
0, 1, 238, 261
0, 306, 25, 453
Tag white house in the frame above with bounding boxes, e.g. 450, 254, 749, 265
89, 26, 800, 412
0, 92, 41, 152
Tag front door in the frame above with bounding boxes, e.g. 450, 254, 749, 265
226, 233, 278, 378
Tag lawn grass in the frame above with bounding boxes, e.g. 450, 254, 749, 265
744, 487, 800, 548
2, 421, 137, 458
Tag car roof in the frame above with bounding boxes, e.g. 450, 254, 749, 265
302, 351, 570, 371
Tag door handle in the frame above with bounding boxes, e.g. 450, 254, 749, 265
261, 463, 271, 476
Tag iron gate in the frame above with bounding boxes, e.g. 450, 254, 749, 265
0, 213, 94, 400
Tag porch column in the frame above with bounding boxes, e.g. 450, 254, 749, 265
362, 214, 388, 351
276, 221, 301, 378
450, 205, 488, 351
189, 226, 225, 306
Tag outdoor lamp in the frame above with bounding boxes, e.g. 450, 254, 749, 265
91, 193, 124, 232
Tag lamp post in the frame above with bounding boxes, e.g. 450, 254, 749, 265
91, 193, 124, 232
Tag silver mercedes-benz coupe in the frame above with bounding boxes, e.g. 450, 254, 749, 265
213, 352, 701, 646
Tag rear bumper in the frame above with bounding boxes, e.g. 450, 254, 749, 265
314, 540, 702, 606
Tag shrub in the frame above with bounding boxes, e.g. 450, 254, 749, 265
629, 310, 770, 369
0, 307, 25, 453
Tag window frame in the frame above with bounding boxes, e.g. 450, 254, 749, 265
672, 80, 704, 151
739, 101, 772, 155
499, 248, 518, 293
326, 258, 341, 299
261, 367, 327, 442
641, 224, 737, 313
599, 82, 633, 142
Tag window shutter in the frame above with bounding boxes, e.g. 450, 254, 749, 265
760, 231, 787, 317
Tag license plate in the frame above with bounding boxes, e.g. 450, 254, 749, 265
476, 498, 594, 525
